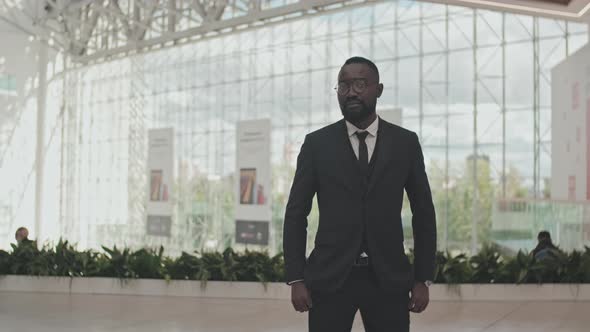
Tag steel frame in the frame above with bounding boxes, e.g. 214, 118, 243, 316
0, 1, 587, 253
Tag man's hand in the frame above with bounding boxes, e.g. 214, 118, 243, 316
408, 282, 429, 313
291, 282, 312, 312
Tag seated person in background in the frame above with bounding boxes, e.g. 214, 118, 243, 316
14, 227, 32, 245
531, 230, 558, 260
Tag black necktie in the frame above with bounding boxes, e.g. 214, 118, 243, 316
356, 131, 370, 256
356, 131, 369, 178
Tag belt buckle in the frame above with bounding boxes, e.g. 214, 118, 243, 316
354, 255, 369, 267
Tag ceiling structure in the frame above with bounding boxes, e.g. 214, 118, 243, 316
427, 0, 590, 18
0, 0, 384, 63
535, 0, 572, 5
0, 0, 588, 63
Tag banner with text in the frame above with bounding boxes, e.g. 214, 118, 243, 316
147, 128, 174, 237
235, 119, 271, 246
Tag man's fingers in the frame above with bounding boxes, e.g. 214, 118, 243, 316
292, 298, 310, 312
300, 297, 310, 311
408, 295, 429, 313
410, 304, 423, 313
420, 301, 429, 312
408, 295, 416, 310
295, 301, 306, 312
293, 303, 304, 312
291, 284, 312, 312
411, 299, 428, 313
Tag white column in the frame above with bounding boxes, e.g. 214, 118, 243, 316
34, 40, 48, 243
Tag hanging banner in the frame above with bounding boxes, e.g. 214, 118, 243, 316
235, 119, 271, 245
146, 128, 174, 237
235, 220, 270, 246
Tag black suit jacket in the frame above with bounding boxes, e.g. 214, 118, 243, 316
283, 118, 436, 293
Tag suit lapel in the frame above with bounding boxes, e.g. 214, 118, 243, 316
367, 119, 395, 194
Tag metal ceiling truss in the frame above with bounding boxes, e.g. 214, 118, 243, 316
0, 0, 382, 63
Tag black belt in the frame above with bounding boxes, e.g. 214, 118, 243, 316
353, 255, 369, 267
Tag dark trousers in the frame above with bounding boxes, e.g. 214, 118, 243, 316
308, 266, 410, 332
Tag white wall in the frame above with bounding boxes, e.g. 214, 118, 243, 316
551, 42, 590, 201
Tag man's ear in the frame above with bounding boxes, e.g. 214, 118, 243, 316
377, 83, 384, 98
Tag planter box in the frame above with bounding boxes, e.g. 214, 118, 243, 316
1, 275, 589, 301
429, 283, 590, 301
0, 275, 290, 300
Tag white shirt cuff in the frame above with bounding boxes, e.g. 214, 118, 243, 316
287, 279, 304, 285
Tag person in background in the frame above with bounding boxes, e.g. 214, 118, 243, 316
14, 227, 32, 245
531, 230, 558, 260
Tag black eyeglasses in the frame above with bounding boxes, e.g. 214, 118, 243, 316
334, 79, 377, 96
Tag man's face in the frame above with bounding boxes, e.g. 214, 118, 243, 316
15, 230, 27, 242
337, 63, 383, 123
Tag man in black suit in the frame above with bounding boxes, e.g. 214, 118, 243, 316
283, 57, 436, 331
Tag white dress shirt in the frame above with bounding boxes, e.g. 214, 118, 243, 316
345, 116, 379, 162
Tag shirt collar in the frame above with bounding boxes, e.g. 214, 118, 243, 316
346, 116, 379, 138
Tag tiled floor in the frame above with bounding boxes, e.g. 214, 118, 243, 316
1, 292, 589, 331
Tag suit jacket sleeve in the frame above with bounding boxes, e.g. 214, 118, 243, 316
405, 132, 437, 282
283, 134, 317, 284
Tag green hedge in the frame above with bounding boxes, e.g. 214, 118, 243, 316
433, 244, 590, 284
0, 240, 283, 285
1, 240, 589, 284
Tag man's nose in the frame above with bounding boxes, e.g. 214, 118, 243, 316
347, 88, 359, 98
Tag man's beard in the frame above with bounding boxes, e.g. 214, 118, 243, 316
340, 100, 375, 123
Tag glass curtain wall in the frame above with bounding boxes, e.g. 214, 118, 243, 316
1, 1, 588, 255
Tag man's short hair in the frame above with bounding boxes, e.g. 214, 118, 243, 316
538, 230, 551, 240
15, 227, 28, 237
343, 56, 380, 81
